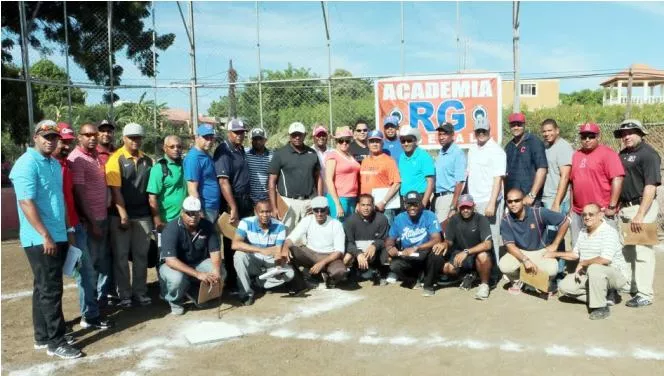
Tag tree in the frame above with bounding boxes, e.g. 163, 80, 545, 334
560, 89, 604, 106
0, 63, 43, 145
30, 59, 86, 110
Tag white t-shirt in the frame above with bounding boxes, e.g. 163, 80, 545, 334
573, 220, 629, 280
467, 138, 507, 204
287, 214, 345, 254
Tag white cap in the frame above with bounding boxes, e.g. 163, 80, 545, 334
181, 196, 202, 211
288, 122, 306, 134
311, 196, 329, 209
398, 126, 421, 142
123, 122, 145, 137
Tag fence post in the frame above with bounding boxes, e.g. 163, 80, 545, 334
189, 1, 199, 133
18, 1, 35, 138
152, 1, 158, 130
63, 2, 73, 125
321, 2, 333, 133
256, 1, 264, 129
107, 1, 115, 119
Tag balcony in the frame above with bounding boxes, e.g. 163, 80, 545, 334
603, 96, 664, 106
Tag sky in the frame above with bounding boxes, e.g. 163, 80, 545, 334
11, 0, 664, 113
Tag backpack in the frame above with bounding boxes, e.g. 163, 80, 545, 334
157, 158, 171, 184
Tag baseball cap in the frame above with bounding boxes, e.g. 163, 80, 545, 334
614, 119, 648, 138
313, 125, 328, 137
457, 194, 475, 208
122, 122, 144, 137
404, 191, 421, 205
579, 122, 600, 134
288, 122, 306, 135
437, 122, 454, 133
181, 196, 202, 212
250, 128, 267, 139
399, 126, 421, 142
311, 196, 329, 209
98, 119, 115, 130
196, 123, 216, 137
34, 120, 61, 137
508, 112, 526, 124
474, 117, 490, 131
334, 127, 353, 139
368, 130, 384, 140
383, 115, 399, 127
227, 118, 246, 132
58, 123, 75, 140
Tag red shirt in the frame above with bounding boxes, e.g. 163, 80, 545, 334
570, 144, 625, 214
57, 157, 80, 227
96, 144, 115, 166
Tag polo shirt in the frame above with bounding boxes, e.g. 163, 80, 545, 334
445, 212, 492, 252
504, 132, 548, 198
542, 137, 574, 202
236, 216, 286, 261
389, 209, 440, 248
56, 157, 79, 227
383, 138, 403, 163
9, 148, 67, 247
68, 146, 107, 221
359, 153, 401, 195
160, 217, 221, 265
570, 145, 625, 214
96, 144, 115, 166
268, 143, 320, 199
343, 212, 389, 256
466, 138, 507, 204
183, 146, 221, 210
500, 206, 566, 251
398, 147, 435, 195
146, 156, 186, 222
245, 148, 273, 203
287, 214, 345, 254
105, 146, 153, 218
349, 141, 370, 164
573, 220, 629, 280
435, 143, 466, 194
324, 150, 360, 197
213, 140, 250, 196
619, 142, 661, 203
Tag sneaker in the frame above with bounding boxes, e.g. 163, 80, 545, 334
625, 295, 652, 308
422, 287, 435, 297
386, 272, 398, 284
118, 298, 132, 308
47, 344, 82, 359
437, 275, 461, 288
169, 303, 185, 316
459, 273, 476, 291
185, 292, 203, 309
508, 280, 523, 296
589, 306, 611, 320
34, 335, 74, 350
360, 269, 375, 280
241, 295, 255, 306
135, 295, 152, 306
606, 289, 620, 306
80, 317, 113, 330
474, 283, 490, 301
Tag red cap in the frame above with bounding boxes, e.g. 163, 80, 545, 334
58, 122, 75, 140
579, 122, 600, 134
508, 112, 526, 124
313, 126, 328, 137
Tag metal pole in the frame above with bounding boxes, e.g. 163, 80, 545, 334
456, 1, 460, 73
152, 1, 157, 130
63, 2, 72, 125
400, 1, 404, 76
107, 1, 114, 119
321, 2, 332, 132
18, 1, 35, 138
189, 1, 199, 132
256, 1, 264, 128
512, 1, 520, 113
626, 67, 633, 119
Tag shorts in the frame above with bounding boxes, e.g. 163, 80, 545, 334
445, 249, 476, 273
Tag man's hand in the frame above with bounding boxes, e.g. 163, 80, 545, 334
421, 198, 429, 209
484, 203, 496, 218
261, 246, 281, 258
335, 204, 345, 219
229, 208, 239, 226
387, 246, 399, 257
119, 216, 130, 230
43, 234, 57, 256
375, 201, 386, 212
523, 196, 535, 206
604, 207, 617, 218
550, 202, 561, 213
574, 263, 585, 282
153, 217, 165, 232
272, 209, 282, 221
453, 252, 468, 268
543, 244, 558, 258
523, 259, 538, 275
432, 242, 447, 256
310, 261, 327, 275
402, 247, 418, 257
630, 213, 645, 232
357, 253, 369, 270
196, 271, 220, 285
364, 244, 376, 262
87, 222, 103, 238
447, 208, 457, 219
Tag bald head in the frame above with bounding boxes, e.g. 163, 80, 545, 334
163, 135, 183, 161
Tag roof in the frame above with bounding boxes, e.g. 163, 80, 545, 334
161, 108, 221, 124
600, 64, 664, 86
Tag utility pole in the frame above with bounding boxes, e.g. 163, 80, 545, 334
625, 66, 633, 119
107, 1, 114, 118
456, 1, 461, 73
18, 1, 34, 138
188, 1, 198, 132
512, 1, 521, 113
321, 1, 333, 132
228, 59, 237, 119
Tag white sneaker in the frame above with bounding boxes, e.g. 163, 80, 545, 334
474, 283, 490, 300
386, 272, 398, 284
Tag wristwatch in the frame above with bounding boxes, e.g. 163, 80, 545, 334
463, 249, 469, 255
527, 192, 536, 199
607, 204, 617, 210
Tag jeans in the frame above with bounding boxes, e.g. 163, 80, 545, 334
87, 218, 112, 302
73, 223, 100, 319
25, 242, 69, 350
204, 208, 219, 225
325, 194, 357, 221
159, 258, 223, 308
234, 252, 294, 299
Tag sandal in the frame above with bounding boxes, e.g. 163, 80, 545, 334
508, 280, 523, 295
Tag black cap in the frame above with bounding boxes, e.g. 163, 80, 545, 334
98, 119, 115, 130
437, 122, 454, 133
404, 191, 421, 205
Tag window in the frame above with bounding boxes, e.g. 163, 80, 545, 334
520, 83, 537, 96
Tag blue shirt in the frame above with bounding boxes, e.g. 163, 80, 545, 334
213, 140, 250, 196
435, 143, 466, 193
9, 148, 67, 247
383, 138, 403, 163
183, 147, 221, 210
500, 206, 566, 251
504, 132, 548, 198
389, 209, 441, 248
236, 216, 287, 249
398, 147, 435, 195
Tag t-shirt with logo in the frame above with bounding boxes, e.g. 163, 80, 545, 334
389, 209, 441, 248
570, 145, 625, 214
359, 153, 401, 195
160, 217, 220, 265
349, 141, 370, 164
504, 132, 548, 198
618, 142, 661, 203
444, 212, 492, 252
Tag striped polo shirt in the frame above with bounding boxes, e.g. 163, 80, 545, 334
573, 220, 629, 279
236, 216, 286, 261
68, 146, 108, 221
245, 147, 272, 204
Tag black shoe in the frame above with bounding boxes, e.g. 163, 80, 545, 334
606, 289, 621, 306
437, 275, 461, 288
589, 306, 611, 320
241, 295, 255, 306
35, 335, 74, 350
626, 295, 652, 308
80, 317, 113, 330
459, 273, 476, 291
289, 280, 316, 297
47, 344, 82, 359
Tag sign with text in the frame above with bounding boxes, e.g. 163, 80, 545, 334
374, 74, 502, 149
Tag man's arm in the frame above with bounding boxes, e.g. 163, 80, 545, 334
526, 167, 547, 204
164, 256, 219, 284
577, 256, 610, 268
18, 199, 58, 255
547, 217, 570, 250
268, 174, 280, 219
631, 185, 657, 230
423, 176, 435, 207
551, 165, 571, 211
343, 221, 360, 256
413, 232, 442, 252
219, 178, 238, 217
186, 181, 199, 198
485, 176, 503, 216
111, 187, 130, 228
148, 194, 164, 231
232, 234, 278, 256
605, 176, 624, 217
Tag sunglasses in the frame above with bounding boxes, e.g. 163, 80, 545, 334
355, 129, 369, 133
184, 211, 200, 217
506, 198, 523, 204
580, 133, 597, 140
41, 133, 61, 141
400, 138, 416, 144
290, 132, 304, 138
35, 124, 61, 135
166, 144, 182, 149
368, 139, 382, 143
474, 129, 489, 135
80, 132, 98, 137
231, 130, 246, 135
313, 208, 326, 213
337, 138, 352, 144
405, 202, 419, 207
581, 212, 597, 217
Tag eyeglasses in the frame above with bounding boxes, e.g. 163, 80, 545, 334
368, 139, 382, 143
80, 132, 98, 138
337, 138, 351, 144
581, 212, 597, 217
506, 198, 523, 204
313, 208, 326, 213
166, 144, 182, 149
474, 129, 489, 135
35, 123, 61, 135
41, 133, 60, 141
184, 211, 200, 217
290, 132, 304, 138
355, 129, 369, 133
400, 138, 415, 144
127, 135, 143, 141
580, 133, 597, 140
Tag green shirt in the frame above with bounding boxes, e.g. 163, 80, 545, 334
146, 156, 186, 222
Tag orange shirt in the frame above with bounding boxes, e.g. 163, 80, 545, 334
359, 153, 401, 195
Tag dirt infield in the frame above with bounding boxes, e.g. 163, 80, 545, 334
2, 239, 664, 375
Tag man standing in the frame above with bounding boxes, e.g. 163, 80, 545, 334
311, 123, 329, 194
466, 118, 506, 261
360, 130, 401, 224
540, 119, 573, 213
614, 119, 661, 307
382, 116, 403, 163
147, 135, 186, 231
106, 123, 154, 307
398, 127, 435, 209
433, 122, 466, 222
96, 120, 116, 166
349, 120, 371, 163
10, 120, 82, 359
385, 191, 443, 296
558, 204, 630, 319
268, 122, 323, 231
159, 196, 223, 315
183, 123, 221, 223
246, 128, 273, 205
504, 112, 548, 207
569, 123, 624, 245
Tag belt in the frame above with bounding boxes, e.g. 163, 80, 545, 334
434, 191, 452, 198
285, 194, 313, 200
620, 197, 642, 207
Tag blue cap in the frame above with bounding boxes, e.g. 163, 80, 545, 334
368, 130, 384, 140
197, 123, 216, 137
383, 116, 399, 127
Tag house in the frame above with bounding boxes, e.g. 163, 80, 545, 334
600, 64, 664, 106
501, 79, 560, 109
161, 108, 226, 134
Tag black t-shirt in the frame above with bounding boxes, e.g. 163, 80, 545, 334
160, 217, 221, 265
349, 141, 370, 164
343, 212, 389, 256
444, 212, 492, 252
268, 143, 320, 198
619, 142, 662, 202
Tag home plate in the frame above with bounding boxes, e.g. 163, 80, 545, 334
183, 321, 245, 345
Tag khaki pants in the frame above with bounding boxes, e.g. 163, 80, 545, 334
434, 194, 454, 223
290, 245, 346, 283
109, 216, 153, 300
619, 200, 659, 300
281, 196, 312, 233
498, 248, 558, 282
559, 264, 629, 308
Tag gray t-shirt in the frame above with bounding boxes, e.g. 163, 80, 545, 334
542, 137, 574, 201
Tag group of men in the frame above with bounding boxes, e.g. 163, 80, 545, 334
10, 112, 661, 359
